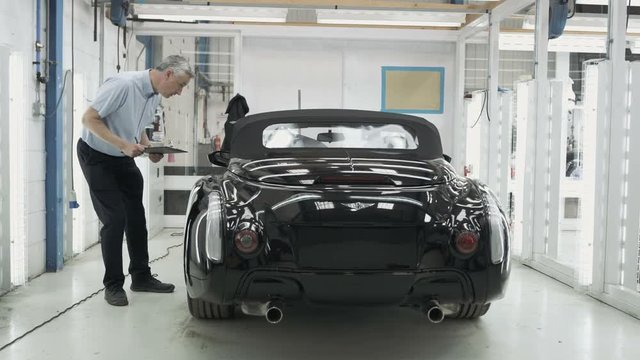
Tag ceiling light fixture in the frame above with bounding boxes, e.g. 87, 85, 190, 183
131, 4, 287, 23
316, 9, 464, 27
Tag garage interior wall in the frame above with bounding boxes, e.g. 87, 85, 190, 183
242, 37, 455, 155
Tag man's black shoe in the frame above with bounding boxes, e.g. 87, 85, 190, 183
130, 275, 175, 293
104, 287, 128, 306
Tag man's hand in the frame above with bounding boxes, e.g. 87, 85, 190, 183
121, 143, 147, 158
149, 153, 164, 163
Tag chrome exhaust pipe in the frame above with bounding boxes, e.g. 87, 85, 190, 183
424, 301, 445, 324
240, 300, 284, 324
265, 300, 283, 324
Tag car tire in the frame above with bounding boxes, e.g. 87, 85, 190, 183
449, 303, 491, 319
187, 295, 235, 319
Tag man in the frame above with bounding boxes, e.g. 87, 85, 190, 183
77, 55, 193, 306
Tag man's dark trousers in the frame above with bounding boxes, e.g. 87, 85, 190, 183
77, 139, 151, 289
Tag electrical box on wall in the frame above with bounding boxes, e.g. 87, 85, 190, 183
109, 0, 129, 27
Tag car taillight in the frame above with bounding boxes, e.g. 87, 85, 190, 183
234, 229, 259, 254
455, 232, 479, 255
205, 191, 224, 263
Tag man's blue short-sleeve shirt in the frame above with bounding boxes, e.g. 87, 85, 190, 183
82, 70, 160, 156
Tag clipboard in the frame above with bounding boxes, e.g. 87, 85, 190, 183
144, 146, 187, 154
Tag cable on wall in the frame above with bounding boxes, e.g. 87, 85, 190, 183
470, 89, 488, 129
116, 26, 121, 72
43, 69, 71, 119
93, 0, 97, 42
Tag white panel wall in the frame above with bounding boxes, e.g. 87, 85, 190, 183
1, 0, 44, 278
243, 38, 344, 112
65, 0, 121, 257
242, 38, 455, 153
161, 36, 197, 167
0, 0, 120, 279
0, 45, 12, 291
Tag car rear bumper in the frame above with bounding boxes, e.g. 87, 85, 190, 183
188, 265, 512, 306
237, 268, 475, 305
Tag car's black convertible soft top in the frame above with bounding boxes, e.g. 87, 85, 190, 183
184, 109, 510, 324
228, 109, 443, 160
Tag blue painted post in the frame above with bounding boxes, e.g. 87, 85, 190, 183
45, 0, 64, 271
135, 35, 154, 69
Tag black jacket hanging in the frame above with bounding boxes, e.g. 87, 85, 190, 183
221, 93, 249, 151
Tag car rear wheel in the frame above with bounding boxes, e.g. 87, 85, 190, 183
187, 295, 235, 319
449, 303, 491, 319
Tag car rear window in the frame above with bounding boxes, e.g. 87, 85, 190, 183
262, 123, 419, 149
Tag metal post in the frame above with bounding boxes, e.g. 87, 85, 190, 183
99, 3, 105, 84
45, 0, 64, 271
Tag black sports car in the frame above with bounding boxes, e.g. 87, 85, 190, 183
183, 109, 510, 324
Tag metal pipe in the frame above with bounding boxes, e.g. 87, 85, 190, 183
265, 300, 283, 324
240, 300, 284, 324
424, 301, 445, 323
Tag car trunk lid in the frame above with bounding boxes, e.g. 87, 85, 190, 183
233, 157, 452, 187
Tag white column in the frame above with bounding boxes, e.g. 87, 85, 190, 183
487, 13, 501, 194
599, 0, 629, 290
623, 63, 640, 291
520, 80, 537, 261
498, 91, 512, 210
547, 80, 565, 259
555, 52, 570, 80
452, 38, 467, 175
527, 0, 550, 259
0, 46, 11, 291
448, 37, 467, 175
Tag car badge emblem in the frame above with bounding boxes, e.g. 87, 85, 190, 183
341, 202, 375, 212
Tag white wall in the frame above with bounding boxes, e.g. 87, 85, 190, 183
1, 0, 45, 279
161, 36, 197, 167
242, 37, 456, 154
0, 0, 120, 280
65, 0, 122, 259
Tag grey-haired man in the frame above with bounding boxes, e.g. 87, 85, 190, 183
77, 55, 193, 306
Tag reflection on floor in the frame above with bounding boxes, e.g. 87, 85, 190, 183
1, 229, 639, 360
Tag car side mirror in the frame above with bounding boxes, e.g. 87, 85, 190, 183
317, 130, 345, 143
208, 151, 230, 167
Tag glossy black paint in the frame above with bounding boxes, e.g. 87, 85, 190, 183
183, 110, 510, 312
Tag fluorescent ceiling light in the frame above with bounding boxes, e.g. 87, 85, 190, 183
317, 9, 464, 27
131, 3, 464, 27
131, 4, 287, 23
577, 0, 640, 4
136, 14, 286, 23
182, 51, 234, 56
318, 19, 461, 27
499, 32, 608, 53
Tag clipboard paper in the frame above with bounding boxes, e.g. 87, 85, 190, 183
144, 146, 187, 154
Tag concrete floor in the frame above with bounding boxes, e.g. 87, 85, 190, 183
1, 229, 639, 360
